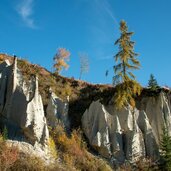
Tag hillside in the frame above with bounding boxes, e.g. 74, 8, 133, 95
1, 54, 171, 170
0, 54, 114, 170
1, 54, 168, 129
0, 54, 116, 128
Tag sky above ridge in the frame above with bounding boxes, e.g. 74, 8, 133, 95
0, 0, 171, 86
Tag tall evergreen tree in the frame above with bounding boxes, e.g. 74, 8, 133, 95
148, 74, 159, 90
113, 20, 140, 84
113, 20, 142, 109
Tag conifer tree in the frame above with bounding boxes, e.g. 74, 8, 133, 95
113, 20, 140, 84
160, 126, 171, 171
113, 20, 142, 109
148, 74, 159, 90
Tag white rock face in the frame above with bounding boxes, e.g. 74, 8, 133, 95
46, 91, 70, 130
82, 93, 171, 164
139, 92, 171, 144
0, 58, 49, 145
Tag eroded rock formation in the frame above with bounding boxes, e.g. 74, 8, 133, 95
82, 92, 171, 164
46, 91, 70, 130
0, 58, 49, 146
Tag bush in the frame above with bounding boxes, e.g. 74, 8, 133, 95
11, 154, 64, 171
119, 158, 159, 171
50, 125, 112, 171
2, 126, 8, 140
11, 155, 47, 171
0, 134, 19, 171
48, 136, 58, 159
0, 133, 63, 171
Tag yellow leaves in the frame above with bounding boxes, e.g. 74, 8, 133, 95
48, 125, 112, 171
53, 59, 69, 72
114, 80, 142, 109
48, 136, 57, 159
0, 55, 4, 63
56, 48, 70, 59
114, 20, 140, 86
53, 48, 70, 74
129, 97, 136, 108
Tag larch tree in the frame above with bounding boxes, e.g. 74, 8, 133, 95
53, 48, 70, 74
113, 20, 142, 109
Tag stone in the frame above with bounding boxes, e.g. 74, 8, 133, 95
46, 91, 70, 130
82, 101, 124, 163
139, 92, 171, 143
0, 58, 49, 146
82, 92, 171, 164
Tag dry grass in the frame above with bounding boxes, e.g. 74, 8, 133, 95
0, 134, 19, 171
50, 125, 112, 171
118, 158, 159, 171
48, 136, 58, 159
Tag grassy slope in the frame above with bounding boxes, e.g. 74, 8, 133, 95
0, 54, 115, 129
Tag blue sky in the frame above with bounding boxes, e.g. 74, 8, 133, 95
0, 0, 171, 86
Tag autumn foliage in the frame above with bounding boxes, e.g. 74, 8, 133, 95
0, 135, 18, 171
49, 125, 112, 171
113, 20, 142, 109
53, 48, 70, 74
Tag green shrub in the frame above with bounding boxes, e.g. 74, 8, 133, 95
148, 74, 160, 91
160, 126, 171, 171
2, 126, 8, 140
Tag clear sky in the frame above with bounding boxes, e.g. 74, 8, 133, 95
0, 0, 171, 86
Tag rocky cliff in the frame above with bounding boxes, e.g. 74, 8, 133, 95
0, 58, 49, 146
1, 54, 171, 169
82, 92, 171, 164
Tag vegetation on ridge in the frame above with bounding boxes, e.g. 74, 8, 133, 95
53, 48, 70, 75
113, 20, 142, 109
148, 74, 159, 91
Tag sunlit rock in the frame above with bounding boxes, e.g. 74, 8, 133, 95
82, 93, 171, 163
0, 58, 49, 145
